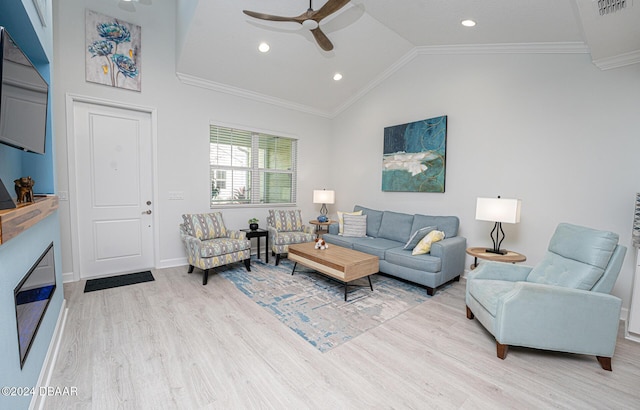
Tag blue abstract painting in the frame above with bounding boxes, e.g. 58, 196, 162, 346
382, 115, 447, 192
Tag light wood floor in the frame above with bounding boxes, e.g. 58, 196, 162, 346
47, 265, 640, 409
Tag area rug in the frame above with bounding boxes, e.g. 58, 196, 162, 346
218, 259, 430, 352
84, 271, 155, 293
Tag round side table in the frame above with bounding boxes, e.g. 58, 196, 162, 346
309, 220, 335, 237
466, 247, 526, 270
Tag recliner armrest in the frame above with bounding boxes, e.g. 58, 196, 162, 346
468, 261, 532, 282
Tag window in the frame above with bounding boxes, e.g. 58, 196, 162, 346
210, 124, 297, 206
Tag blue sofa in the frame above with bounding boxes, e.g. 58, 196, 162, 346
322, 205, 467, 295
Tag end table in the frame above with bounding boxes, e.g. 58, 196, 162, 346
241, 228, 269, 263
309, 220, 335, 237
466, 247, 526, 270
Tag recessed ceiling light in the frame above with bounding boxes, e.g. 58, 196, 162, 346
333, 73, 343, 81
461, 19, 476, 27
258, 42, 270, 53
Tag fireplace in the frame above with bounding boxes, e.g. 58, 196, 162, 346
14, 242, 56, 368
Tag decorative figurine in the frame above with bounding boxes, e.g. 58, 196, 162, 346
314, 238, 329, 250
14, 176, 35, 204
317, 215, 328, 223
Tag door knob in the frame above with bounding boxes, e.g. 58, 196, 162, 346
147, 201, 152, 205
142, 210, 152, 215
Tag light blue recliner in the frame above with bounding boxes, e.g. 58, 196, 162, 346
466, 223, 626, 371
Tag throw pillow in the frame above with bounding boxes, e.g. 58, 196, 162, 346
403, 225, 437, 249
412, 230, 445, 255
337, 210, 363, 235
342, 214, 367, 237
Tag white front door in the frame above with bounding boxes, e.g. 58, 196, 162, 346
71, 100, 154, 279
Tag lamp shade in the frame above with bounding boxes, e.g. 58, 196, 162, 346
476, 197, 521, 224
313, 189, 335, 204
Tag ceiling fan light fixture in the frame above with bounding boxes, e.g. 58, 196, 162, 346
302, 19, 319, 30
258, 42, 270, 53
333, 73, 343, 81
461, 19, 477, 27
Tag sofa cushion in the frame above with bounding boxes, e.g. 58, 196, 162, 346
272, 230, 315, 246
269, 209, 303, 232
385, 247, 442, 273
404, 225, 436, 249
354, 205, 384, 237
377, 211, 414, 243
343, 214, 367, 237
468, 279, 518, 316
337, 210, 363, 234
322, 233, 361, 248
353, 237, 403, 259
182, 213, 227, 240
199, 237, 251, 258
411, 214, 459, 239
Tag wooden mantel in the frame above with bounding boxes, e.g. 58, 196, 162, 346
0, 196, 59, 245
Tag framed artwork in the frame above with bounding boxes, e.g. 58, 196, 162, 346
85, 10, 141, 92
382, 115, 447, 193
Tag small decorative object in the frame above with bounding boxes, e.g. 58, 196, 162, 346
14, 176, 35, 204
248, 218, 259, 231
382, 115, 447, 193
314, 238, 329, 250
85, 10, 141, 92
317, 215, 328, 223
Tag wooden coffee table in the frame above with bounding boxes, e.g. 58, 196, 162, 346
287, 242, 379, 301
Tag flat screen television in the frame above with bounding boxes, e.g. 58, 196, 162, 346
14, 242, 56, 369
0, 26, 48, 155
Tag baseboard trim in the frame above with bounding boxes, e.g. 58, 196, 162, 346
157, 256, 188, 269
62, 271, 75, 283
30, 299, 68, 410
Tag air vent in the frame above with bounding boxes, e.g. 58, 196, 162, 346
596, 0, 631, 15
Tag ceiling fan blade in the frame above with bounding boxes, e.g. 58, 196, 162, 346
311, 0, 351, 22
243, 10, 302, 24
310, 27, 334, 51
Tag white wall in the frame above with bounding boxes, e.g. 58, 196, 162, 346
331, 52, 640, 307
53, 0, 331, 276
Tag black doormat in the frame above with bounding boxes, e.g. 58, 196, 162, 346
84, 271, 154, 293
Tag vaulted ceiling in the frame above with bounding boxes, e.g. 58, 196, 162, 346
174, 0, 640, 117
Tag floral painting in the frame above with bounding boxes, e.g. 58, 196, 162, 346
382, 115, 447, 193
85, 10, 141, 91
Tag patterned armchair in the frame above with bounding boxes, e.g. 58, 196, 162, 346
180, 213, 251, 285
267, 209, 316, 265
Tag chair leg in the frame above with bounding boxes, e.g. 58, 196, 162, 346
496, 342, 509, 359
202, 269, 209, 285
596, 356, 612, 371
244, 258, 251, 272
466, 306, 474, 319
275, 254, 281, 266
426, 287, 435, 296
188, 265, 194, 273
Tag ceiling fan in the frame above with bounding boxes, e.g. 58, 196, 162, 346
118, 0, 152, 12
243, 0, 351, 51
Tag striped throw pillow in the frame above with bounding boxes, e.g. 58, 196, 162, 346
342, 214, 367, 237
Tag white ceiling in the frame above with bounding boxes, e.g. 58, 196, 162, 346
174, 0, 640, 117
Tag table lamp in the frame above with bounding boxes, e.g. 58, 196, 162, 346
475, 196, 521, 255
313, 189, 335, 222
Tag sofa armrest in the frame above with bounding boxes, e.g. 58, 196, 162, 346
468, 261, 533, 282
430, 236, 467, 282
328, 223, 339, 235
496, 282, 622, 356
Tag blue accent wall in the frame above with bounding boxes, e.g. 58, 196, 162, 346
0, 2, 60, 409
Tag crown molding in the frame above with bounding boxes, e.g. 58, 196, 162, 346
415, 42, 590, 55
592, 49, 640, 70
176, 72, 333, 118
